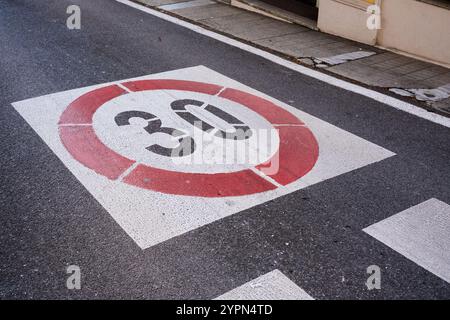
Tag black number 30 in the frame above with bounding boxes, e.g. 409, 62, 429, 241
114, 99, 252, 158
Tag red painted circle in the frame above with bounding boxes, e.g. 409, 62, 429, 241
59, 80, 319, 197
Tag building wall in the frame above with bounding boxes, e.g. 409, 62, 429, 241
317, 0, 450, 66
318, 0, 377, 45
377, 0, 450, 66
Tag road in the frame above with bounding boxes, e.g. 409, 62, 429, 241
0, 0, 449, 299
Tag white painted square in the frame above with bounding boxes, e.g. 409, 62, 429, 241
364, 198, 450, 283
12, 66, 395, 249
215, 269, 314, 300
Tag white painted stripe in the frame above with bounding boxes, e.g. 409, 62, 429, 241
250, 167, 283, 188
273, 124, 306, 127
159, 0, 214, 11
215, 270, 314, 300
315, 51, 376, 66
116, 0, 450, 129
363, 198, 450, 283
59, 123, 91, 126
117, 162, 139, 182
116, 82, 132, 93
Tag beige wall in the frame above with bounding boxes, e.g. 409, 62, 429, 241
378, 0, 450, 66
318, 0, 450, 66
318, 0, 377, 44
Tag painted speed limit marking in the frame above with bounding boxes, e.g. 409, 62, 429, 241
12, 66, 395, 249
58, 79, 318, 197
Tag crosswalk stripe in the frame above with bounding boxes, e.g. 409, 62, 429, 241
214, 270, 314, 300
363, 198, 450, 284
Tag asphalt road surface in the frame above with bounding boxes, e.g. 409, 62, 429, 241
1, 0, 449, 299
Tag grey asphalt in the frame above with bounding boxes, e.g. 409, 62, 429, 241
0, 0, 449, 299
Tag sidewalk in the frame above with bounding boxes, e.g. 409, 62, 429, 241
135, 0, 450, 116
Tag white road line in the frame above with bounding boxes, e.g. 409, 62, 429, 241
116, 0, 450, 129
363, 198, 450, 284
215, 87, 227, 97
159, 0, 214, 11
116, 82, 132, 93
273, 124, 306, 127
215, 270, 314, 300
117, 162, 139, 182
250, 167, 283, 188
59, 123, 91, 126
